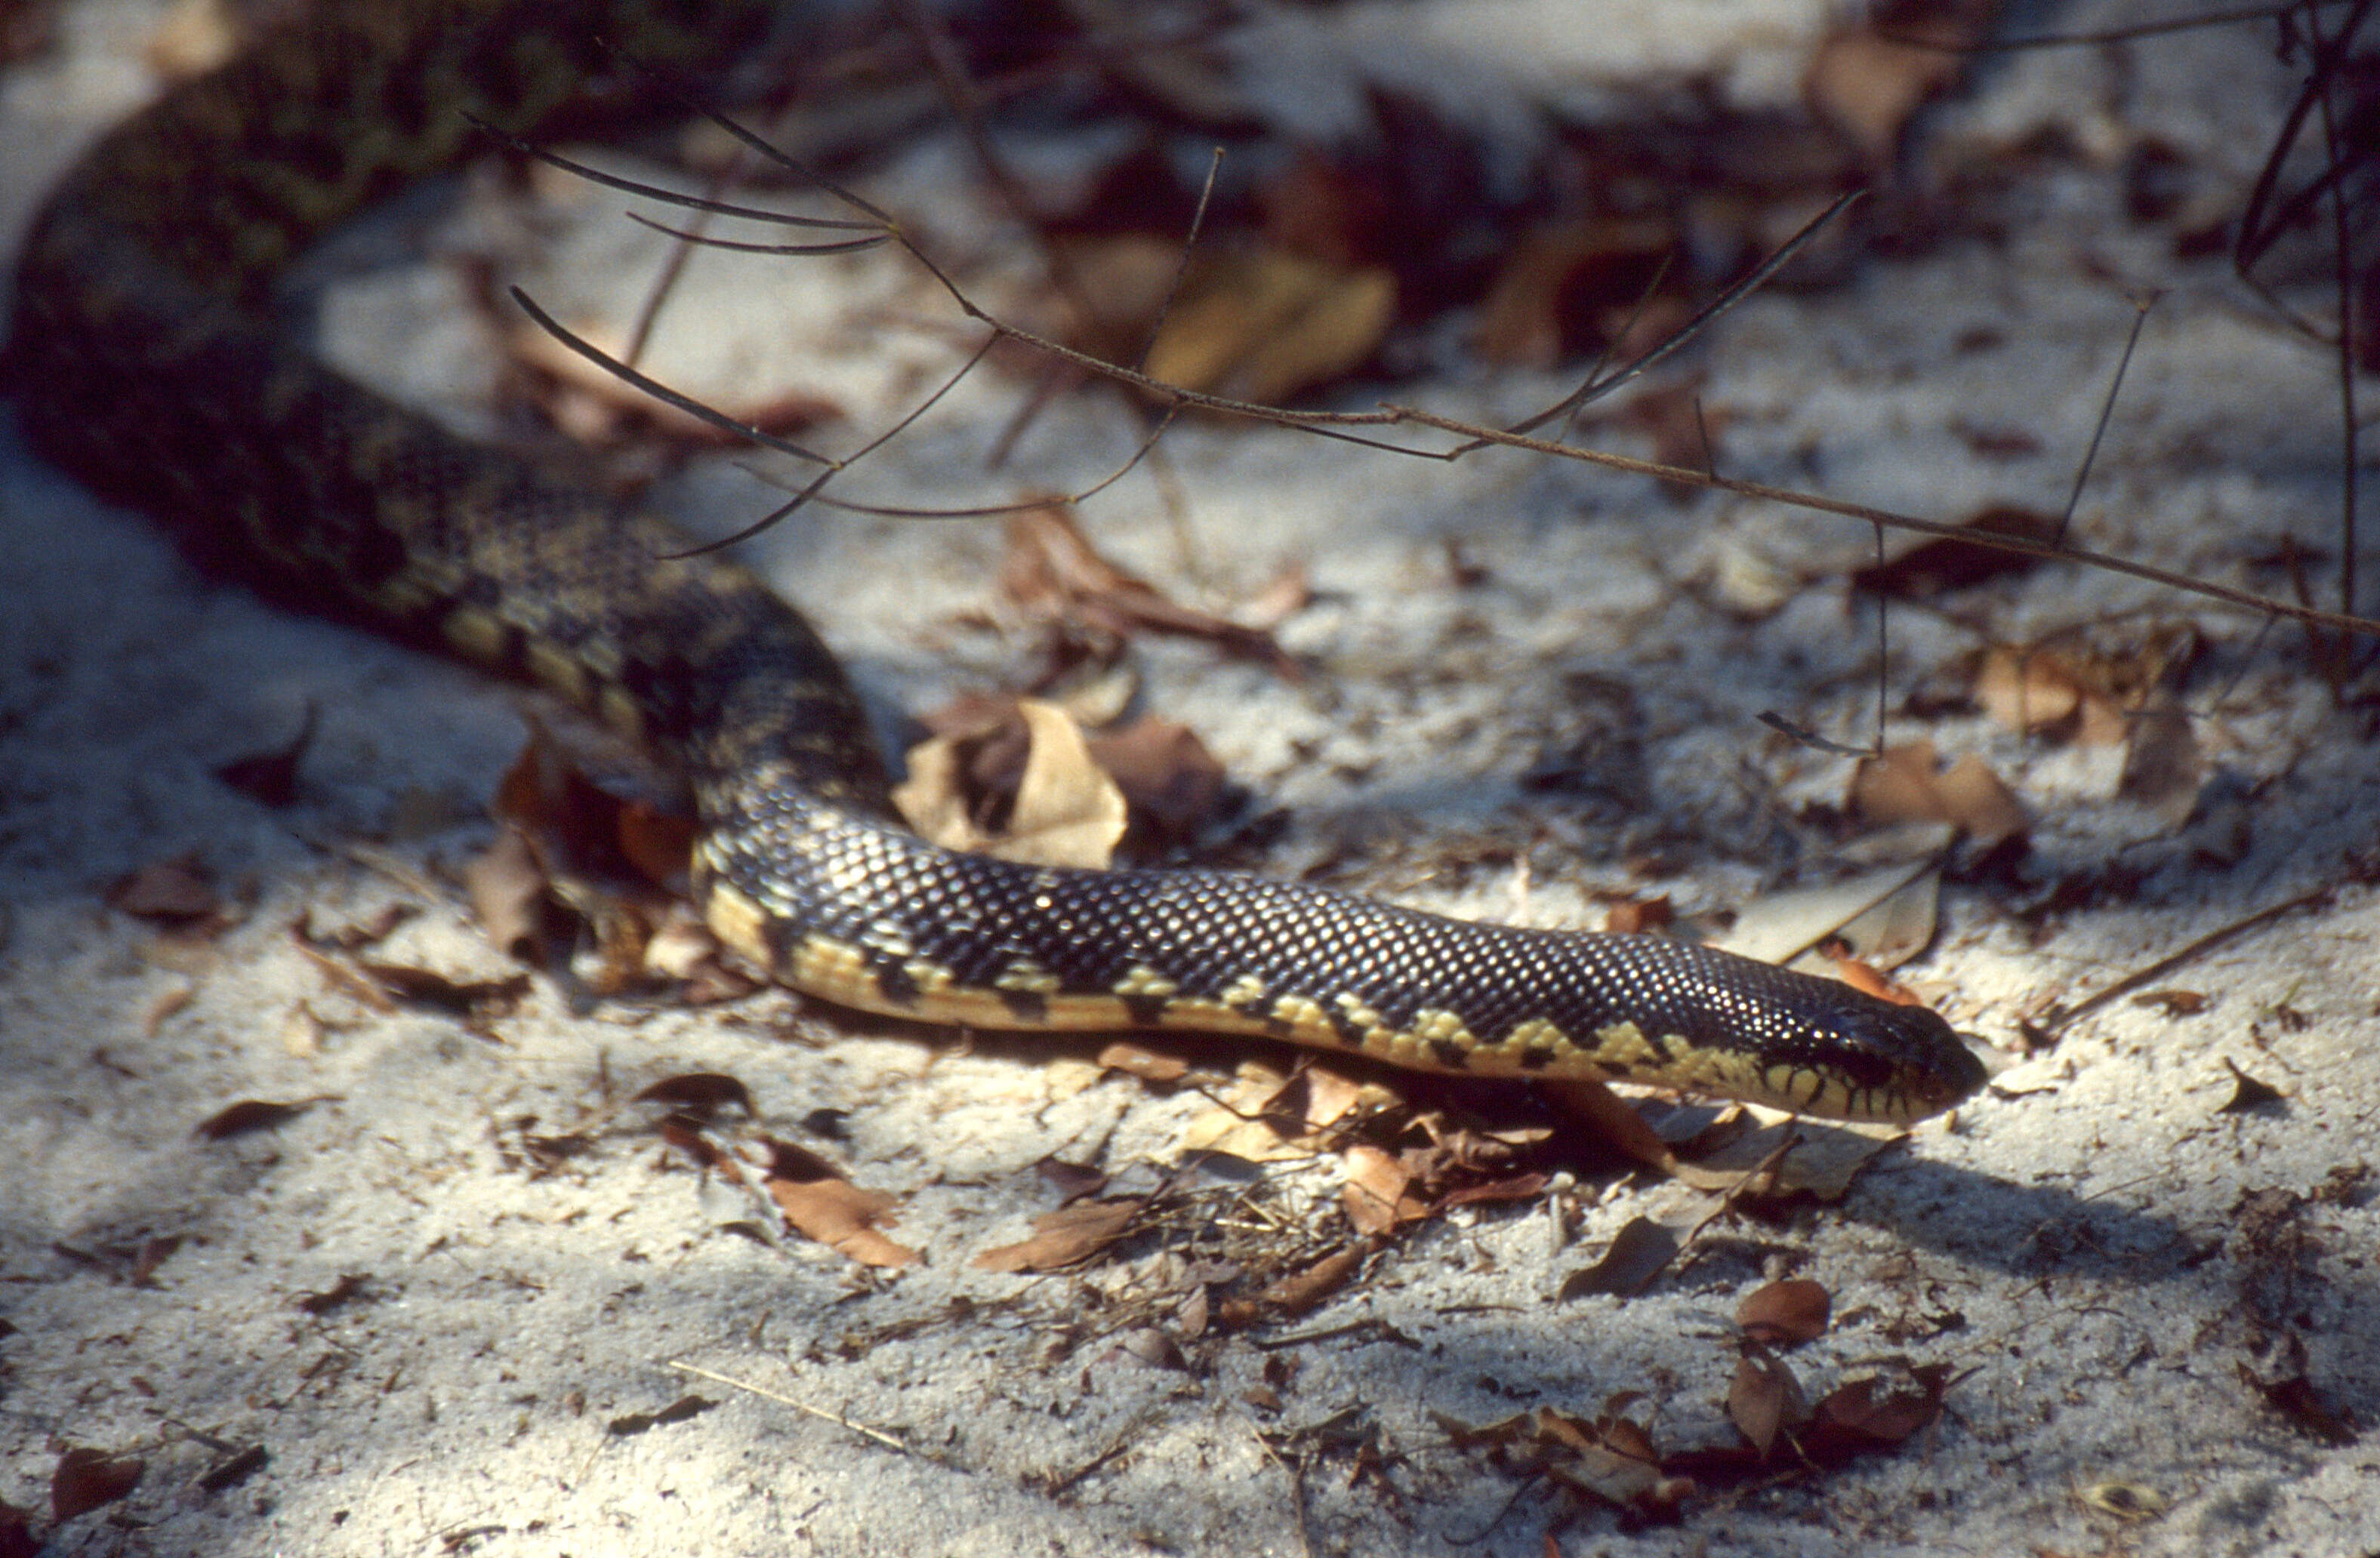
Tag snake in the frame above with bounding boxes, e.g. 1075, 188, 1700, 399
8, 0, 1989, 1125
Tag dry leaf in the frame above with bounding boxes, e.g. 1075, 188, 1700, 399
1728, 1349, 1811, 1457
1094, 1041, 1190, 1083
1668, 1121, 1901, 1201
1034, 1158, 1108, 1204
1602, 895, 1672, 935
193, 1098, 310, 1140
1084, 717, 1228, 848
606, 1395, 718, 1436
1341, 1144, 1429, 1236
1558, 1217, 1682, 1299
973, 1196, 1146, 1273
1539, 1076, 1683, 1175
465, 827, 550, 962
1436, 1403, 1687, 1520
143, 0, 239, 79
1852, 505, 2053, 599
766, 1173, 917, 1268
1472, 217, 1677, 368
895, 698, 1127, 868
1139, 246, 1395, 405
295, 1273, 369, 1315
2253, 1375, 2358, 1446
1214, 1241, 1372, 1329
356, 962, 530, 1027
1811, 1361, 1953, 1446
2118, 698, 2207, 826
1000, 502, 1295, 674
631, 1073, 754, 1117
1804, 0, 1990, 166
1736, 1279, 1832, 1347
2216, 1058, 2286, 1113
51, 1448, 142, 1522
1850, 741, 2027, 846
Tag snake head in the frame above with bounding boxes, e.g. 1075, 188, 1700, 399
1808, 996, 1992, 1122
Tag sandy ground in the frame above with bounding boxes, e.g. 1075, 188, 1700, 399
3, 2, 2378, 1555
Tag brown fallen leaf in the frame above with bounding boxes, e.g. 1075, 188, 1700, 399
760, 1138, 917, 1268
1851, 505, 2054, 599
1975, 624, 2199, 747
1668, 1121, 1901, 1202
1214, 1240, 1374, 1329
106, 854, 221, 922
1558, 1217, 1682, 1300
2252, 1373, 2358, 1446
1736, 1279, 1832, 1347
1034, 1157, 1108, 1205
1136, 245, 1395, 405
973, 1196, 1147, 1273
2118, 697, 2208, 827
1083, 717, 1229, 850
1341, 1144, 1429, 1236
1538, 1076, 1682, 1176
193, 1098, 312, 1140
1000, 501, 1296, 675
1807, 1360, 1954, 1449
2216, 1058, 2286, 1113
1472, 217, 1678, 369
51, 1447, 142, 1522
295, 1273, 370, 1315
1850, 740, 2028, 846
464, 827, 551, 964
486, 729, 699, 992
1804, 0, 1993, 167
354, 962, 530, 1029
1436, 1401, 1689, 1520
1093, 1041, 1191, 1083
631, 1073, 754, 1118
895, 698, 1127, 868
1728, 1348, 1811, 1458
606, 1394, 718, 1436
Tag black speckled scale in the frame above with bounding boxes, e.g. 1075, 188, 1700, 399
9, 0, 1988, 1123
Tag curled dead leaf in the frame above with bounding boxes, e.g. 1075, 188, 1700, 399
760, 1138, 917, 1268
894, 698, 1127, 868
1000, 502, 1295, 675
1736, 1279, 1832, 1347
1340, 1144, 1429, 1236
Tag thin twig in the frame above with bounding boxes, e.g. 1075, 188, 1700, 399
2037, 882, 2338, 1033
664, 1360, 950, 1462
2053, 292, 2157, 550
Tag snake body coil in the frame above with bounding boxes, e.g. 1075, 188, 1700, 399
10, 0, 1988, 1123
